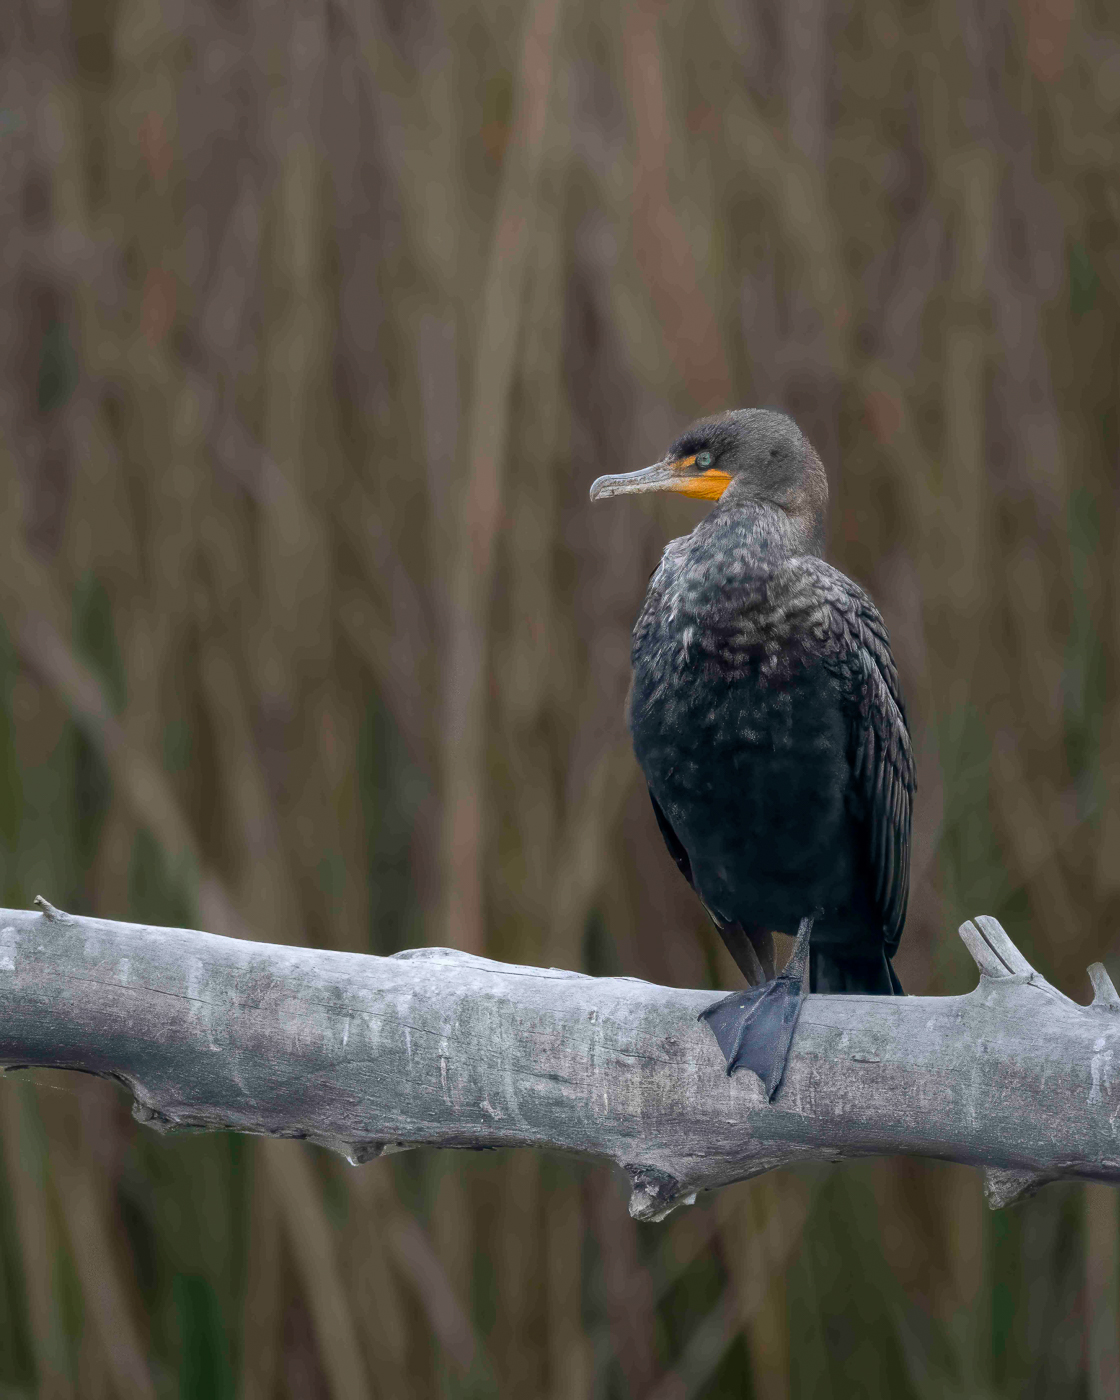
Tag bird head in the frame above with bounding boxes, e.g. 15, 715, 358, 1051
589, 408, 828, 546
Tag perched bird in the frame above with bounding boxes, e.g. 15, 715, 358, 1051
590, 409, 915, 1098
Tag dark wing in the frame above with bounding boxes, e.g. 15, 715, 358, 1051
649, 790, 770, 983
635, 542, 700, 894
785, 559, 916, 953
649, 788, 694, 887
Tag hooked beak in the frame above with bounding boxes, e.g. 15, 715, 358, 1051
589, 454, 733, 503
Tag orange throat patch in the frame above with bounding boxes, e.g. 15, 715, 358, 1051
666, 455, 733, 500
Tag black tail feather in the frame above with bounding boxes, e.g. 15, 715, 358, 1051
810, 947, 903, 995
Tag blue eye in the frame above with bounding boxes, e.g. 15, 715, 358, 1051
696, 450, 713, 468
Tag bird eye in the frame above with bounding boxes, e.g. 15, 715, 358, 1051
696, 450, 713, 468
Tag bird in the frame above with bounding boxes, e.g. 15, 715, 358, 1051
589, 408, 915, 1099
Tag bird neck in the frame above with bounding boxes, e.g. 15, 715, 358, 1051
705, 492, 825, 560
709, 442, 829, 559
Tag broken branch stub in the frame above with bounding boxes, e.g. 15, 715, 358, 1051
0, 903, 1117, 1220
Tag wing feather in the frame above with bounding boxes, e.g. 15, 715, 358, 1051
782, 558, 916, 952
648, 788, 694, 889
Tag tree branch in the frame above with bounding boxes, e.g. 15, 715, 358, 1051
1, 902, 1117, 1220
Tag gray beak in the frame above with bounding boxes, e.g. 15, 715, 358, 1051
589, 460, 678, 501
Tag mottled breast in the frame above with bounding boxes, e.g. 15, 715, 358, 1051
628, 537, 865, 931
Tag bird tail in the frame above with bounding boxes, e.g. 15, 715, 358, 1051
810, 947, 904, 995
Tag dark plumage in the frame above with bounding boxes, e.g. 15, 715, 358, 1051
590, 408, 916, 1095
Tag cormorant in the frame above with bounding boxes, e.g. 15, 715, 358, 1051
590, 409, 915, 1099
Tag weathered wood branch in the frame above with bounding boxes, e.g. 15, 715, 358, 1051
1, 901, 1118, 1220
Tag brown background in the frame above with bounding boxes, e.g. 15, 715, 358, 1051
0, 0, 1118, 1395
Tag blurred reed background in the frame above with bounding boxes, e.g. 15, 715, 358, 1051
0, 0, 1118, 1395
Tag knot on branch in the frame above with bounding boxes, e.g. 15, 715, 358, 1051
34, 895, 73, 924
960, 913, 1120, 1008
626, 1165, 698, 1223
1088, 963, 1120, 1012
982, 1165, 1055, 1210
959, 915, 1056, 989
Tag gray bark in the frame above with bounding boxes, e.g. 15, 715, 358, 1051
1, 900, 1117, 1221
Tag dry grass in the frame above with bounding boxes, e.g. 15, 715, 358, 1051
0, 0, 1118, 1394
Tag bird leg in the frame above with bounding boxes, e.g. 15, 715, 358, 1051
748, 926, 776, 980
716, 921, 775, 985
698, 915, 814, 1100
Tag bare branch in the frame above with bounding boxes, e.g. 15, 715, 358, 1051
1, 905, 1117, 1222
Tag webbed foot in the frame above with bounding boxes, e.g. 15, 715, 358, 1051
699, 915, 813, 1100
